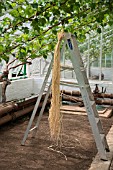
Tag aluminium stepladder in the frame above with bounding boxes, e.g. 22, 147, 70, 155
21, 33, 109, 160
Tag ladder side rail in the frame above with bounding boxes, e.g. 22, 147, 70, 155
32, 79, 52, 138
66, 34, 108, 160
60, 40, 67, 62
21, 57, 53, 145
66, 35, 101, 118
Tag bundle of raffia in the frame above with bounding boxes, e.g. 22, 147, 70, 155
49, 32, 64, 142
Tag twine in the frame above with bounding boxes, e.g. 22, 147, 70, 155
49, 32, 64, 142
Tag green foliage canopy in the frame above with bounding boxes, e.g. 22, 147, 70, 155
0, 0, 113, 62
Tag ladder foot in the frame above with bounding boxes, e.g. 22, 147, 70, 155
106, 148, 110, 152
21, 143, 25, 146
21, 141, 25, 146
101, 158, 108, 161
32, 136, 36, 138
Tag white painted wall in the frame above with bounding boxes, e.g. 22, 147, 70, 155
0, 78, 33, 102
32, 77, 44, 95
0, 77, 113, 103
0, 78, 44, 102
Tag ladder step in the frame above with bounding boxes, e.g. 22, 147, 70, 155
80, 69, 88, 77
95, 117, 100, 124
80, 84, 90, 88
95, 117, 102, 129
100, 134, 109, 152
100, 134, 106, 147
95, 117, 105, 135
80, 67, 85, 72
90, 101, 95, 106
29, 126, 37, 132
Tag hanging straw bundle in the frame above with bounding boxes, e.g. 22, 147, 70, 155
49, 32, 64, 142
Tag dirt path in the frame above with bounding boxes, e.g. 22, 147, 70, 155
0, 113, 113, 170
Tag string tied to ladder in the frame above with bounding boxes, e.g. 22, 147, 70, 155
49, 32, 64, 142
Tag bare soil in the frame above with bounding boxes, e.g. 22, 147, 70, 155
0, 112, 113, 170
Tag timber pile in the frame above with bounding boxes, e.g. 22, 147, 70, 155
0, 89, 113, 127
0, 94, 50, 126
61, 90, 113, 106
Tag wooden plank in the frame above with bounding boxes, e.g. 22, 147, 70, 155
60, 105, 107, 114
60, 110, 87, 116
60, 105, 86, 112
60, 105, 113, 118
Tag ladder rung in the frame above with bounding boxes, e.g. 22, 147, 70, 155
80, 67, 85, 71
80, 63, 85, 70
29, 126, 37, 132
80, 69, 87, 75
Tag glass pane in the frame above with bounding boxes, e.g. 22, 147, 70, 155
102, 60, 105, 67
93, 60, 98, 67
106, 61, 111, 68
106, 54, 111, 60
